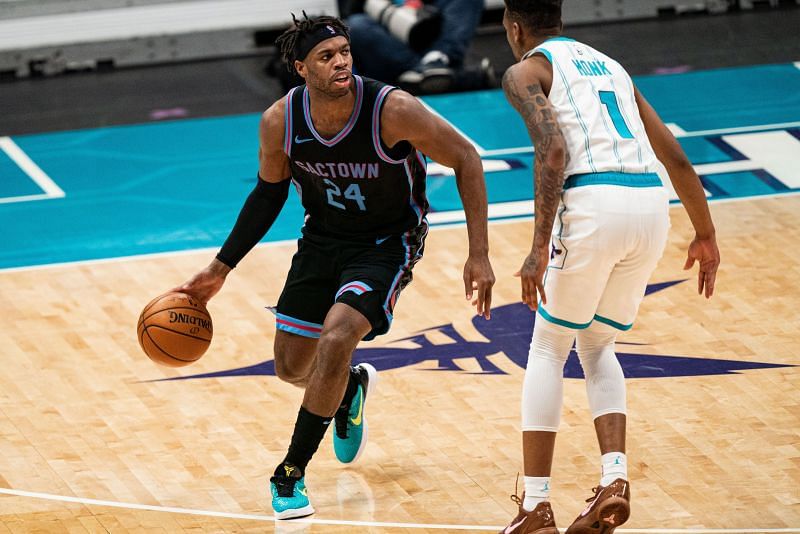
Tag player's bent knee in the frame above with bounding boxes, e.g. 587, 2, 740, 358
315, 330, 358, 375
274, 355, 306, 385
273, 332, 317, 385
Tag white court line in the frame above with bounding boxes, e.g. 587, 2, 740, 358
0, 238, 296, 274
665, 123, 689, 136
0, 486, 494, 530
480, 145, 535, 156
4, 191, 800, 274
475, 119, 800, 158
1, 487, 798, 533
0, 136, 65, 202
427, 190, 800, 227
672, 120, 800, 138
0, 193, 59, 205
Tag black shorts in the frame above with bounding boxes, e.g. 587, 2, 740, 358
274, 223, 428, 341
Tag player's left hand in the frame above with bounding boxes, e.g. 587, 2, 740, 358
515, 245, 549, 311
464, 254, 495, 320
684, 233, 720, 298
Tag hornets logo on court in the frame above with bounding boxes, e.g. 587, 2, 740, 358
158, 280, 793, 383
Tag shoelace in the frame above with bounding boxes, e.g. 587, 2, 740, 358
585, 485, 602, 503
334, 405, 349, 439
509, 472, 523, 506
335, 368, 365, 439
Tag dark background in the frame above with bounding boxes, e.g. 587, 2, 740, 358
2, 5, 798, 136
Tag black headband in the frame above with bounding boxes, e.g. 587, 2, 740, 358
296, 23, 349, 62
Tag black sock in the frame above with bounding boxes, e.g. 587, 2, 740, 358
279, 406, 332, 476
339, 366, 360, 411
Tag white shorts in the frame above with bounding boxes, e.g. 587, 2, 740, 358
539, 182, 670, 331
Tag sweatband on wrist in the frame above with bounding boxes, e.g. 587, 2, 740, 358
216, 176, 290, 268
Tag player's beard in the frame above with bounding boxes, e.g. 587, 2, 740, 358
309, 69, 352, 98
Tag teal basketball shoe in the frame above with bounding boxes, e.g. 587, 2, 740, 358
270, 463, 314, 520
333, 362, 378, 463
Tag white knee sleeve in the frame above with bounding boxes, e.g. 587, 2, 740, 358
521, 316, 576, 432
576, 324, 626, 419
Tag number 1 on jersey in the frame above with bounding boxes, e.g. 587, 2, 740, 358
599, 90, 634, 139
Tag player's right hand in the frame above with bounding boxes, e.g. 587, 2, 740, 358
172, 258, 230, 305
515, 245, 548, 311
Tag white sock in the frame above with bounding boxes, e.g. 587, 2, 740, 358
601, 452, 627, 486
522, 476, 550, 511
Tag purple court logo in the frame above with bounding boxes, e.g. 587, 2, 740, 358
157, 280, 792, 383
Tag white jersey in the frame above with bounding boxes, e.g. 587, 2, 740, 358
525, 37, 659, 179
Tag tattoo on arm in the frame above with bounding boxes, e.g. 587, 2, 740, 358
502, 67, 567, 249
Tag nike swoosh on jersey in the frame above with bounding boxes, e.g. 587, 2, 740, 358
295, 135, 315, 144
349, 389, 364, 426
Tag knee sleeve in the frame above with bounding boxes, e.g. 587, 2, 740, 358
576, 324, 626, 419
521, 316, 576, 432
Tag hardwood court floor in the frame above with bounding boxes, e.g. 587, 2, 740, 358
0, 195, 798, 532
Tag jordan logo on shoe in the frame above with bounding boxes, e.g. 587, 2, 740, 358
503, 517, 526, 533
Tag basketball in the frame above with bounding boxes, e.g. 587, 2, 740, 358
137, 292, 212, 367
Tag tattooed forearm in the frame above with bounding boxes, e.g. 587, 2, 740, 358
502, 67, 566, 249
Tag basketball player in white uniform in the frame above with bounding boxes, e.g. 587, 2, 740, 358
497, 1, 720, 532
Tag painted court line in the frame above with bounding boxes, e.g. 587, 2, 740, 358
0, 192, 60, 204
0, 486, 495, 530
3, 191, 800, 274
675, 120, 800, 138
1, 487, 798, 532
478, 119, 800, 158
0, 238, 295, 274
0, 136, 65, 203
427, 190, 800, 226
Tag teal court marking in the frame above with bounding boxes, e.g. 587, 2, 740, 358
1, 63, 799, 270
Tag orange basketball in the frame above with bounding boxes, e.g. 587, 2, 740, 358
137, 292, 212, 367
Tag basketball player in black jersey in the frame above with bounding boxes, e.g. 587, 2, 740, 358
176, 13, 495, 519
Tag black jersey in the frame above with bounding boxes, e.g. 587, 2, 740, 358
283, 75, 429, 240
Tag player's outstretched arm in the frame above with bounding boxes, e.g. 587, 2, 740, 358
380, 90, 495, 319
176, 99, 293, 305
634, 86, 719, 298
502, 59, 566, 311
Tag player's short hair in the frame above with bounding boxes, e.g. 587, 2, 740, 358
504, 0, 563, 32
275, 12, 350, 74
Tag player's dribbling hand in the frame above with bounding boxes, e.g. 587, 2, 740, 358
683, 234, 720, 298
171, 258, 231, 305
464, 254, 495, 320
515, 246, 548, 311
